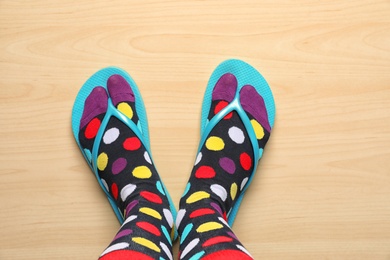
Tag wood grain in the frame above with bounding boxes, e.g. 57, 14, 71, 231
1, 0, 389, 259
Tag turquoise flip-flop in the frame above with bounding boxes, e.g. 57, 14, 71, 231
71, 67, 177, 233
199, 59, 276, 226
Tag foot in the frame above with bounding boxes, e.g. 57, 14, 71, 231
177, 73, 272, 260
78, 75, 174, 260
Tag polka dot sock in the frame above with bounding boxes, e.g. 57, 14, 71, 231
176, 73, 271, 260
78, 75, 174, 260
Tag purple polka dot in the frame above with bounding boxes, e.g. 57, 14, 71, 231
210, 202, 223, 216
219, 157, 236, 174
125, 200, 139, 217
112, 158, 127, 175
227, 231, 238, 240
114, 229, 133, 240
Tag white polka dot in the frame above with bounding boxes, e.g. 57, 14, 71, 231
144, 151, 152, 164
240, 177, 249, 191
218, 217, 230, 227
236, 244, 253, 258
160, 242, 173, 260
210, 184, 227, 202
194, 152, 202, 165
100, 179, 109, 192
100, 242, 129, 257
163, 208, 173, 228
176, 209, 186, 229
180, 238, 199, 259
122, 215, 137, 227
228, 126, 245, 144
103, 127, 120, 144
120, 184, 137, 202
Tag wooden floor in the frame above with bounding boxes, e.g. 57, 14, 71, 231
1, 1, 389, 259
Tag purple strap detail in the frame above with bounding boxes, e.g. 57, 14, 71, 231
212, 73, 238, 102
80, 86, 108, 129
239, 85, 271, 132
107, 74, 135, 106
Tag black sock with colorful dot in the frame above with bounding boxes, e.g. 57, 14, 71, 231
176, 73, 271, 260
78, 75, 174, 260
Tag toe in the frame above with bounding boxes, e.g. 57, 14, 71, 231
107, 74, 135, 106
212, 73, 238, 102
80, 86, 108, 130
239, 85, 271, 132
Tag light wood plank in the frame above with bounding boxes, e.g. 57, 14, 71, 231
1, 0, 389, 259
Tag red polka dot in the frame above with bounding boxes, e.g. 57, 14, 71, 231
100, 249, 154, 260
240, 152, 252, 171
136, 221, 161, 236
195, 166, 216, 179
223, 211, 227, 221
123, 137, 141, 151
214, 100, 233, 120
140, 191, 163, 204
202, 236, 233, 247
111, 183, 118, 200
84, 118, 101, 139
201, 249, 252, 260
189, 208, 215, 218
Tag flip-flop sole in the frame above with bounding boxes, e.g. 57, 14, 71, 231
200, 59, 275, 226
71, 67, 177, 234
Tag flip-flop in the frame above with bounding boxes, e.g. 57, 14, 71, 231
71, 67, 177, 232
199, 59, 275, 226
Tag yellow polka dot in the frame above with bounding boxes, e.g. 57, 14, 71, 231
196, 222, 224, 233
205, 136, 225, 151
230, 182, 238, 200
97, 152, 108, 171
251, 119, 265, 140
118, 102, 133, 119
132, 166, 152, 179
132, 237, 160, 252
170, 226, 175, 240
186, 191, 210, 204
139, 207, 162, 220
